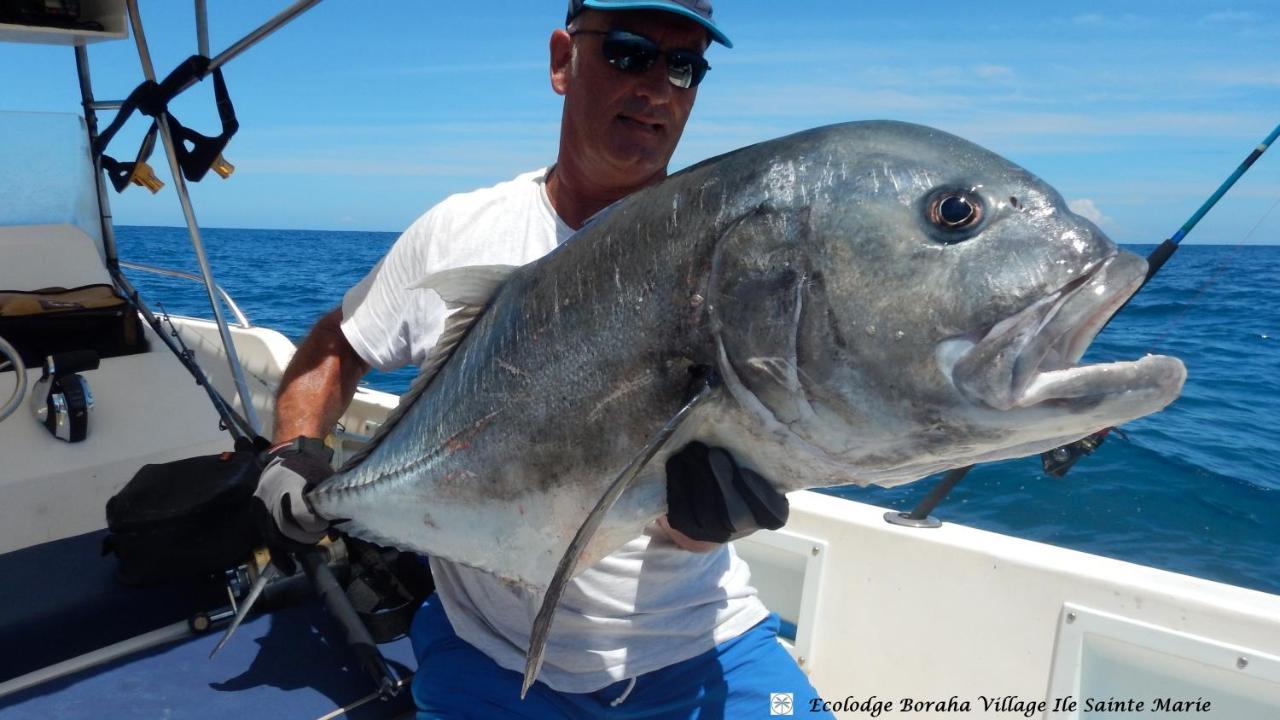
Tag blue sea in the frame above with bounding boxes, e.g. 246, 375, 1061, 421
115, 226, 1280, 596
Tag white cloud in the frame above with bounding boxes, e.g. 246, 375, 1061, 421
1192, 68, 1280, 88
944, 111, 1271, 139
245, 156, 534, 178
373, 61, 546, 76
1068, 198, 1112, 227
1202, 11, 1258, 23
974, 64, 1015, 80
1067, 13, 1149, 29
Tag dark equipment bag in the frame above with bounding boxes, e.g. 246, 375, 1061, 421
104, 450, 262, 586
103, 451, 435, 643
0, 284, 146, 368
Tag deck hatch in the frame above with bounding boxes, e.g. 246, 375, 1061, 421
1046, 602, 1280, 718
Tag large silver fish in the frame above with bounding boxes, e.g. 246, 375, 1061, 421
306, 121, 1185, 692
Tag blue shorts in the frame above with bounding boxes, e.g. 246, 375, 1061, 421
409, 594, 833, 719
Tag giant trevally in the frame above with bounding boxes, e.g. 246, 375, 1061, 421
303, 121, 1185, 692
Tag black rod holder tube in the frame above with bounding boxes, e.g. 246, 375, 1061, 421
906, 466, 972, 521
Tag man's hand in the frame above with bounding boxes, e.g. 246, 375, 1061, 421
252, 437, 333, 563
664, 442, 789, 547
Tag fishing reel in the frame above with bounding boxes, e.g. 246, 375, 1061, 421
1040, 427, 1127, 478
30, 350, 99, 443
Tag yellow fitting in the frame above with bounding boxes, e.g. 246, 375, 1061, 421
130, 161, 164, 193
211, 153, 235, 179
251, 546, 272, 574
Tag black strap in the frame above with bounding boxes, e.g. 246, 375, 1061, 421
234, 434, 271, 454
100, 123, 158, 193
166, 65, 239, 182
93, 55, 239, 191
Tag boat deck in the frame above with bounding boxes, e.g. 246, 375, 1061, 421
1, 581, 416, 719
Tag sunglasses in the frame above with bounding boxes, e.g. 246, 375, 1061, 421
570, 29, 710, 89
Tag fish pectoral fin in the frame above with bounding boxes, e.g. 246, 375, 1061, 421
521, 368, 722, 698
709, 208, 819, 425
409, 264, 517, 307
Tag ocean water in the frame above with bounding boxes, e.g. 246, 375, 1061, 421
114, 226, 1280, 596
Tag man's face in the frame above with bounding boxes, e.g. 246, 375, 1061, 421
552, 10, 709, 191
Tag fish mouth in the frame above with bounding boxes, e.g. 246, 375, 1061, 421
942, 252, 1186, 412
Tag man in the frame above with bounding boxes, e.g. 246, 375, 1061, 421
256, 2, 832, 717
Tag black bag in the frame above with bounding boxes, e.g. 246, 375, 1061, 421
0, 284, 146, 368
103, 451, 262, 586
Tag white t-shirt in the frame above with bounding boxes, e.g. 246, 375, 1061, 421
340, 168, 768, 693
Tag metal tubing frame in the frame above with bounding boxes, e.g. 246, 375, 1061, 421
194, 0, 210, 57
165, 0, 323, 100
74, 45, 120, 267
0, 617, 211, 701
124, 0, 262, 435
75, 44, 257, 443
119, 260, 251, 327
208, 0, 322, 73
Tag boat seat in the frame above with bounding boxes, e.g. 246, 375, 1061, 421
0, 224, 144, 366
0, 317, 230, 556
0, 223, 111, 291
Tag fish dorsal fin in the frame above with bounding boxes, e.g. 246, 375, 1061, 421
413, 264, 517, 382
413, 264, 517, 307
335, 264, 516, 473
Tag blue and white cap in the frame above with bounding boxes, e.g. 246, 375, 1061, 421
566, 0, 733, 48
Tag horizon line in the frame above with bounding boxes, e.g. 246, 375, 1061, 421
113, 224, 1279, 246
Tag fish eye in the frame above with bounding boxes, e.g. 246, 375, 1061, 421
928, 192, 982, 232
931, 190, 977, 226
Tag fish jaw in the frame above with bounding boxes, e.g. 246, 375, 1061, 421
943, 250, 1185, 420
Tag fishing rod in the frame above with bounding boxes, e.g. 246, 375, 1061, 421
888, 122, 1280, 526
1039, 120, 1280, 478
1143, 122, 1280, 283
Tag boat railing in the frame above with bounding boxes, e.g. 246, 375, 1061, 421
118, 260, 251, 328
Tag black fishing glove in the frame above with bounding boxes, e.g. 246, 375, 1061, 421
251, 436, 333, 568
665, 442, 789, 543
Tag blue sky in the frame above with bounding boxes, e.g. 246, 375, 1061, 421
2, 0, 1277, 243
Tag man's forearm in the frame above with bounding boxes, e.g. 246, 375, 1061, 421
273, 308, 370, 444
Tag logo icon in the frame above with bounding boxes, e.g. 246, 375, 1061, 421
770, 692, 794, 715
